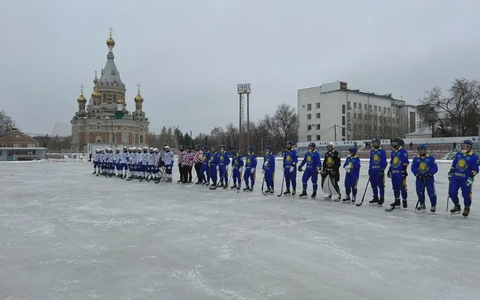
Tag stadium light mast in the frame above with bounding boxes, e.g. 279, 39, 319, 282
237, 83, 251, 151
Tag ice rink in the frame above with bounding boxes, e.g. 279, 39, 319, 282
1, 159, 480, 300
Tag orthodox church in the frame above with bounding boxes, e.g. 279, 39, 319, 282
71, 31, 149, 152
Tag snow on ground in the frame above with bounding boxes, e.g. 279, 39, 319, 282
1, 160, 480, 300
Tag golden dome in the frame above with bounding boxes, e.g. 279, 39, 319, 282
106, 34, 115, 47
134, 91, 144, 102
77, 92, 87, 103
91, 87, 101, 98
117, 96, 124, 104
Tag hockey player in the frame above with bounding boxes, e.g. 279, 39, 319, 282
230, 150, 244, 189
93, 149, 100, 175
114, 148, 122, 177
161, 146, 174, 182
283, 141, 298, 195
127, 147, 136, 180
298, 142, 322, 198
186, 146, 195, 183
321, 142, 341, 200
146, 147, 156, 182
200, 146, 210, 185
107, 149, 115, 177
194, 145, 204, 184
140, 147, 149, 180
342, 147, 361, 203
208, 146, 220, 189
178, 145, 187, 183
262, 146, 275, 193
368, 138, 388, 205
243, 146, 257, 191
387, 137, 409, 209
218, 145, 230, 188
152, 148, 160, 183
448, 140, 479, 217
411, 144, 438, 213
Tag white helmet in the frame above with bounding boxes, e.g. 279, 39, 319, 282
164, 145, 170, 150
153, 148, 158, 152
327, 142, 335, 147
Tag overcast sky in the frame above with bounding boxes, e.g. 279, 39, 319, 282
1, 0, 480, 136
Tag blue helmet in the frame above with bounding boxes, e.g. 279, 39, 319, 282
220, 144, 226, 149
348, 147, 357, 154
202, 145, 208, 150
230, 150, 236, 155
248, 146, 254, 151
461, 140, 473, 146
417, 144, 427, 150
371, 138, 381, 145
308, 142, 316, 148
286, 141, 293, 145
265, 145, 272, 150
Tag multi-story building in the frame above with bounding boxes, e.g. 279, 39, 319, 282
71, 32, 149, 152
298, 81, 417, 142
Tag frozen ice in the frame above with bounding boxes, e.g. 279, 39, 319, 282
1, 159, 480, 300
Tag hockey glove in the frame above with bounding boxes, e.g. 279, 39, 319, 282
424, 173, 432, 181
331, 170, 336, 177
380, 169, 385, 177
466, 177, 474, 187
447, 172, 453, 181
298, 166, 303, 172
401, 171, 408, 178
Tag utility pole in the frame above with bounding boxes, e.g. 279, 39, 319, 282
334, 124, 337, 141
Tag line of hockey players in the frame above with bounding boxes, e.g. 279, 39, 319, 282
91, 138, 479, 217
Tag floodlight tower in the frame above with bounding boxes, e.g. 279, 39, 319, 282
237, 83, 251, 151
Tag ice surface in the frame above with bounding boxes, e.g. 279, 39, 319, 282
1, 159, 480, 300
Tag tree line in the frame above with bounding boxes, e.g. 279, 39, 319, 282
418, 78, 480, 137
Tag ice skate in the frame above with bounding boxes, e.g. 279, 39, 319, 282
402, 200, 408, 209
299, 191, 308, 198
416, 204, 426, 213
292, 190, 296, 196
342, 196, 351, 202
430, 206, 436, 213
311, 191, 317, 198
462, 207, 470, 217
378, 197, 384, 206
450, 204, 461, 214
369, 197, 379, 204
283, 189, 291, 195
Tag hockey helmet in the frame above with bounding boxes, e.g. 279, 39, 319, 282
202, 145, 208, 150
286, 140, 294, 145
308, 142, 316, 148
417, 144, 427, 150
461, 140, 473, 146
164, 145, 170, 150
348, 147, 357, 154
248, 146, 254, 151
327, 142, 335, 148
371, 138, 381, 146
153, 148, 159, 152
220, 144, 226, 149
265, 145, 272, 150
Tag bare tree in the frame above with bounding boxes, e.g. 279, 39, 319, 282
261, 104, 298, 150
0, 110, 14, 137
419, 79, 480, 137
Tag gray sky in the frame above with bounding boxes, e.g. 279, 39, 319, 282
1, 0, 480, 137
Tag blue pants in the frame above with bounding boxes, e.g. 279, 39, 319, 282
369, 170, 385, 199
416, 178, 437, 206
264, 170, 274, 190
284, 167, 297, 190
391, 174, 407, 200
449, 176, 472, 208
232, 168, 241, 186
165, 164, 172, 175
244, 169, 255, 188
209, 166, 217, 185
200, 164, 209, 183
344, 175, 358, 197
218, 166, 227, 184
302, 169, 318, 192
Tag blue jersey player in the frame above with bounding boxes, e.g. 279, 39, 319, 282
298, 142, 322, 198
283, 141, 298, 195
342, 147, 361, 203
448, 140, 479, 217
368, 138, 387, 206
387, 137, 409, 209
243, 146, 257, 191
230, 150, 244, 190
411, 144, 438, 213
262, 145, 275, 194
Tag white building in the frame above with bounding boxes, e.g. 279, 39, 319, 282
297, 81, 417, 142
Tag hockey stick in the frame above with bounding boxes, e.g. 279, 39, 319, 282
446, 180, 451, 219
277, 172, 286, 197
355, 178, 370, 207
261, 174, 266, 196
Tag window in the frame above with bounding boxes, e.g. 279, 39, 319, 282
14, 144, 21, 148
28, 144, 36, 148
113, 94, 117, 102
316, 135, 320, 140
359, 114, 362, 120
140, 135, 144, 144
342, 104, 346, 114
374, 105, 377, 111
342, 116, 345, 125
316, 124, 320, 130
97, 123, 101, 130
354, 112, 357, 118
307, 104, 312, 111
102, 94, 107, 103
307, 125, 312, 130
388, 108, 391, 114
307, 135, 312, 141
96, 135, 102, 143
0, 150, 3, 156
316, 113, 320, 119
347, 112, 350, 118
316, 102, 320, 109
364, 104, 367, 110
342, 128, 346, 136
307, 114, 311, 120
354, 102, 357, 109
383, 107, 386, 113
110, 132, 115, 143
369, 105, 372, 111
